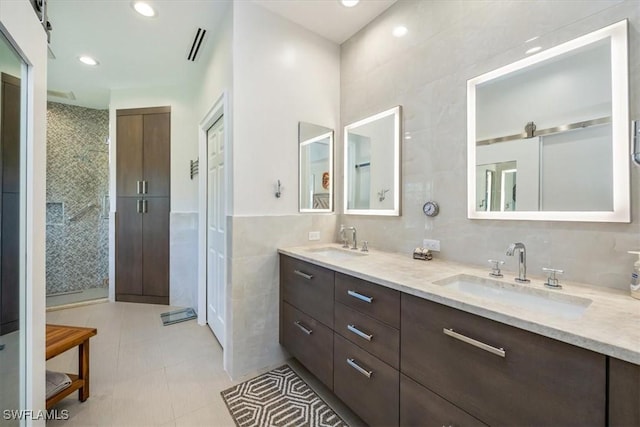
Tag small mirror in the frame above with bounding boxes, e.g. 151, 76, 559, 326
344, 106, 402, 216
467, 20, 629, 222
299, 122, 333, 213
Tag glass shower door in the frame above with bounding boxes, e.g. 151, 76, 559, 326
46, 103, 110, 307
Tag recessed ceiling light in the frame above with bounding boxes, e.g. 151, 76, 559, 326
525, 46, 542, 55
78, 55, 99, 66
341, 0, 359, 7
392, 26, 408, 38
133, 1, 156, 17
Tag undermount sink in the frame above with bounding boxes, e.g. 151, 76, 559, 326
434, 274, 592, 319
307, 246, 367, 260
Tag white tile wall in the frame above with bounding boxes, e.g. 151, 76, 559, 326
170, 212, 198, 309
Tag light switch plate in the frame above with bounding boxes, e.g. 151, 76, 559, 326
308, 231, 320, 241
423, 239, 440, 252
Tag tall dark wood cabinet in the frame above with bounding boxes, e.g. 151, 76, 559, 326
115, 106, 170, 304
0, 73, 20, 336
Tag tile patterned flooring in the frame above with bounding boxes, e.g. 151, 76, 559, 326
46, 301, 361, 427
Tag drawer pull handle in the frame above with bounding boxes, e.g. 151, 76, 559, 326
347, 358, 373, 378
347, 324, 373, 341
293, 270, 313, 280
294, 320, 313, 335
443, 328, 506, 358
347, 290, 373, 303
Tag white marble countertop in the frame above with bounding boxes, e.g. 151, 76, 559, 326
278, 244, 640, 365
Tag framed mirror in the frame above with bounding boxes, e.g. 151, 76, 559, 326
467, 20, 629, 222
344, 106, 402, 216
299, 122, 333, 213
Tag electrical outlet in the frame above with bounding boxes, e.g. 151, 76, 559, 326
423, 239, 440, 252
308, 231, 320, 241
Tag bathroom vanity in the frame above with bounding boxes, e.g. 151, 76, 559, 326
279, 245, 640, 426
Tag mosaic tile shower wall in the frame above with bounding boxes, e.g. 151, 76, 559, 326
46, 102, 109, 295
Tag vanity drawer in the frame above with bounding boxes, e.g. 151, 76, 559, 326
280, 255, 334, 327
401, 293, 606, 426
400, 374, 487, 427
334, 333, 399, 427
282, 302, 333, 390
335, 272, 400, 328
334, 302, 399, 369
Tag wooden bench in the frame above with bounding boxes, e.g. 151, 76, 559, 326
45, 324, 97, 409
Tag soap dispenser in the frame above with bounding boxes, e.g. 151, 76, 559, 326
629, 251, 640, 300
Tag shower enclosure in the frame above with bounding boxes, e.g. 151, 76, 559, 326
46, 102, 109, 306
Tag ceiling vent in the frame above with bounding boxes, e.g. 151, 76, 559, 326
187, 27, 206, 62
47, 90, 76, 100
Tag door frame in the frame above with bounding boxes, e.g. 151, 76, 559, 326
197, 92, 230, 348
0, 1, 49, 417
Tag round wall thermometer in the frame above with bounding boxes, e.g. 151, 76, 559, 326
423, 201, 439, 217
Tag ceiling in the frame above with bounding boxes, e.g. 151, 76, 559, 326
46, 0, 396, 110
253, 0, 396, 44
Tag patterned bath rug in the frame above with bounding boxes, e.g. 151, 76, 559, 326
221, 365, 348, 427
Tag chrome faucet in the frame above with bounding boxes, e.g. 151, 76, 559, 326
506, 242, 530, 283
347, 226, 358, 250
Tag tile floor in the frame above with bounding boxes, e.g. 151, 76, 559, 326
46, 301, 362, 427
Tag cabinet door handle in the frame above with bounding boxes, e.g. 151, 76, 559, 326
346, 358, 372, 378
142, 199, 148, 213
347, 290, 373, 303
293, 270, 313, 280
443, 328, 506, 358
293, 320, 312, 335
347, 324, 373, 341
136, 181, 142, 194
142, 180, 148, 194
136, 200, 142, 213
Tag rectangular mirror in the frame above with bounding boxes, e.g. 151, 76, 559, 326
467, 20, 629, 222
344, 106, 402, 216
299, 122, 333, 213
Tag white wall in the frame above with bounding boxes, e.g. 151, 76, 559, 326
233, 1, 340, 216
226, 1, 340, 378
1, 0, 48, 421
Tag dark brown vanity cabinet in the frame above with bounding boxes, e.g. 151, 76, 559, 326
401, 293, 606, 426
115, 107, 170, 304
609, 357, 640, 426
332, 273, 400, 426
280, 254, 639, 426
280, 256, 335, 389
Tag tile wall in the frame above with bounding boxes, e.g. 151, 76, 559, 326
339, 0, 640, 291
46, 102, 109, 295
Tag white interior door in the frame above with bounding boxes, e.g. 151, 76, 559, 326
206, 117, 225, 345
